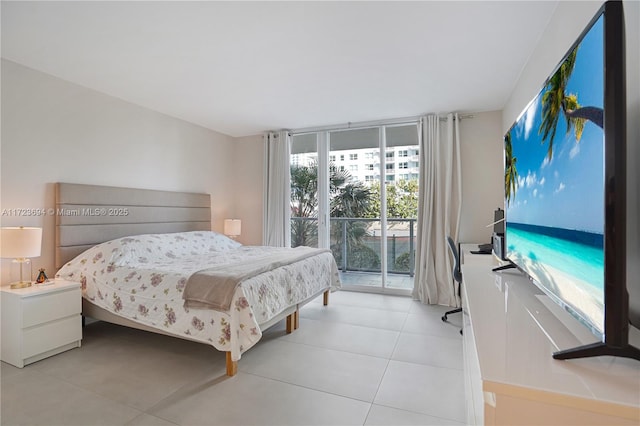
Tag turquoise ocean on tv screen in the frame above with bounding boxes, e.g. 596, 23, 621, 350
506, 223, 604, 290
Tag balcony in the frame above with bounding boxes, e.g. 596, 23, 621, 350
291, 217, 416, 290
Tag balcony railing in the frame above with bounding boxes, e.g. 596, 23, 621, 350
290, 217, 416, 277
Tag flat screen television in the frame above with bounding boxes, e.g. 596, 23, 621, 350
502, 1, 639, 360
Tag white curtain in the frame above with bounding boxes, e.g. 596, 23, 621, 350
263, 131, 291, 247
413, 113, 462, 306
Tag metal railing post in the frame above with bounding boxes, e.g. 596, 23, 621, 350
391, 234, 396, 273
342, 219, 348, 272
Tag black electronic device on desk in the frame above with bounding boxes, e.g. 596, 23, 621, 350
471, 208, 506, 255
470, 243, 493, 255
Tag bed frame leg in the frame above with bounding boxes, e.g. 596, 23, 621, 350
323, 290, 329, 306
226, 352, 237, 377
286, 313, 294, 334
286, 309, 300, 333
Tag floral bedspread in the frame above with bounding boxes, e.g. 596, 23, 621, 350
56, 231, 341, 361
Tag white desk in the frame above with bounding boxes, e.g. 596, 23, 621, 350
460, 244, 640, 425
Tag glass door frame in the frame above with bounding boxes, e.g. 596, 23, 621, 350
291, 119, 419, 296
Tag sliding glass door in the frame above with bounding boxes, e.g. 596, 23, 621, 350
290, 123, 419, 294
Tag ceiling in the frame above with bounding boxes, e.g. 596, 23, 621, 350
1, 1, 559, 138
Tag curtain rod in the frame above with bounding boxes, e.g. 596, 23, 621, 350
441, 113, 474, 121
289, 113, 474, 136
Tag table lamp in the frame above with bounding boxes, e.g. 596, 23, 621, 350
223, 219, 241, 239
1, 226, 43, 289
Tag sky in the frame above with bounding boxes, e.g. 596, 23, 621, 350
505, 15, 604, 234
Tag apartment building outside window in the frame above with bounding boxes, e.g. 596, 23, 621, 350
290, 123, 419, 293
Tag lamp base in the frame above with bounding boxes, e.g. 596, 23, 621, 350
10, 281, 32, 289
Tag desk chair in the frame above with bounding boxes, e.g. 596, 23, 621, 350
442, 236, 462, 334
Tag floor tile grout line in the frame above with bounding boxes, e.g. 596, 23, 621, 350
367, 355, 467, 424
314, 302, 413, 314
125, 412, 179, 426
296, 314, 406, 333
366, 356, 393, 423
267, 336, 398, 362
367, 311, 405, 417
370, 401, 466, 425
388, 356, 467, 374
283, 328, 399, 359
398, 328, 465, 341
367, 309, 466, 423
239, 370, 378, 406
293, 315, 403, 335
361, 402, 375, 425
310, 298, 413, 313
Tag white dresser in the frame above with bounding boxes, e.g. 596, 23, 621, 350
1, 279, 82, 368
460, 244, 640, 425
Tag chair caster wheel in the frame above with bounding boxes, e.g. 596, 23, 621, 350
460, 329, 463, 335
441, 315, 447, 322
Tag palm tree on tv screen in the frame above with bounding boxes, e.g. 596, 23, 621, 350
538, 45, 602, 160
504, 132, 519, 205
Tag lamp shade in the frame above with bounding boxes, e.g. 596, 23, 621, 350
1, 227, 43, 258
223, 219, 241, 237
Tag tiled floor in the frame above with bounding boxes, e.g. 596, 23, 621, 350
1, 291, 465, 426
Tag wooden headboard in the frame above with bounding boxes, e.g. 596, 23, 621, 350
55, 183, 211, 269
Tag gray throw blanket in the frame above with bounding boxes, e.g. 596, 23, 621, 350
183, 246, 330, 311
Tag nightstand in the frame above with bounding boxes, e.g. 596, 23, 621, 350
1, 279, 82, 368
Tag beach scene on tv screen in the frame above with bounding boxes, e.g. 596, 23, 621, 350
505, 16, 604, 334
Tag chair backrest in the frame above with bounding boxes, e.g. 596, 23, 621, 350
447, 236, 462, 283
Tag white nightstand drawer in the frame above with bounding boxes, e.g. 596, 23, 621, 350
22, 315, 81, 359
22, 288, 81, 328
2, 280, 82, 368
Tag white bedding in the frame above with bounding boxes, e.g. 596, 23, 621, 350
56, 231, 341, 361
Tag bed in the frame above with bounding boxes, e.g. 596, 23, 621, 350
54, 183, 340, 376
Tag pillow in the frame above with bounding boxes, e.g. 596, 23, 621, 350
135, 231, 242, 260
56, 231, 241, 279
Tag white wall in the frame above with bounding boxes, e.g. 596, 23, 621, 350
1, 60, 236, 284
230, 134, 265, 246
502, 1, 640, 324
458, 111, 504, 244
